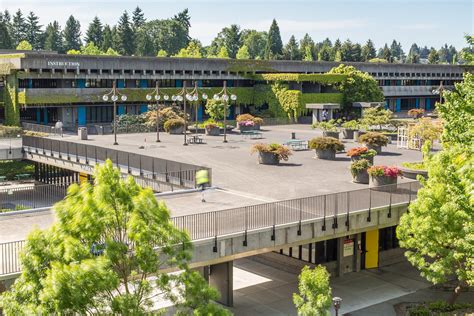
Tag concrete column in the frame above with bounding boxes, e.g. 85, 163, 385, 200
209, 261, 233, 307
336, 236, 357, 276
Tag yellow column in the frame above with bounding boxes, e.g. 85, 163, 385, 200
79, 172, 88, 184
365, 229, 379, 269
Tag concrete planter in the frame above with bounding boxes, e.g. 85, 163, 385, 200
352, 169, 369, 184
351, 155, 374, 165
323, 131, 339, 139
369, 175, 397, 188
364, 144, 383, 154
315, 149, 336, 160
254, 124, 261, 130
342, 129, 356, 140
353, 130, 366, 141
400, 165, 428, 180
169, 126, 184, 135
239, 125, 255, 132
205, 126, 220, 136
258, 152, 279, 165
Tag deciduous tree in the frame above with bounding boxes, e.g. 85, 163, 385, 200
293, 265, 332, 316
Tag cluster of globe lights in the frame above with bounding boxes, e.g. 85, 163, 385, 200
145, 92, 237, 102
102, 94, 127, 102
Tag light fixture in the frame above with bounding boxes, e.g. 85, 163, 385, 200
102, 95, 109, 101
146, 94, 152, 101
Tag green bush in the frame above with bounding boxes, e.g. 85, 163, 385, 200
350, 159, 371, 177
164, 118, 185, 132
341, 120, 359, 130
0, 125, 22, 138
358, 132, 389, 146
0, 160, 35, 180
308, 137, 344, 151
312, 119, 338, 131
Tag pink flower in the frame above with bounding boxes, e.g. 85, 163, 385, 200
239, 120, 255, 127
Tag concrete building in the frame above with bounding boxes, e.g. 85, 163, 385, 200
0, 51, 472, 129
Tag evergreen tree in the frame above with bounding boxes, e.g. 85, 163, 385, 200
332, 38, 342, 60
381, 43, 392, 62
11, 9, 27, 46
407, 43, 420, 63
283, 35, 300, 60
25, 11, 42, 49
63, 15, 82, 51
335, 50, 342, 62
352, 42, 362, 61
0, 22, 12, 49
265, 19, 283, 60
340, 39, 354, 61
390, 40, 405, 62
236, 45, 250, 59
303, 46, 313, 61
43, 21, 63, 53
420, 45, 430, 59
300, 33, 315, 60
116, 11, 135, 55
134, 28, 155, 56
428, 47, 439, 64
318, 44, 332, 61
85, 16, 103, 48
361, 39, 376, 61
173, 8, 191, 32
131, 6, 146, 30
101, 25, 113, 51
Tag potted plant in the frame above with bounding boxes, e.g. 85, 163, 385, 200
251, 143, 292, 165
408, 108, 425, 119
237, 114, 263, 131
341, 120, 359, 139
346, 147, 377, 164
358, 132, 389, 154
252, 117, 264, 130
238, 120, 255, 132
350, 159, 371, 184
308, 137, 345, 160
399, 141, 431, 180
164, 118, 185, 134
367, 165, 402, 187
204, 121, 220, 136
312, 120, 339, 139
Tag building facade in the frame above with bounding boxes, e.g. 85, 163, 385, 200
0, 51, 471, 129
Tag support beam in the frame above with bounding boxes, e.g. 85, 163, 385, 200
208, 261, 233, 307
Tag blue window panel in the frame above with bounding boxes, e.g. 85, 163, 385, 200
118, 105, 126, 115
227, 105, 235, 119
78, 107, 86, 126
140, 105, 148, 113
197, 80, 203, 87
28, 79, 33, 88
77, 79, 86, 88
176, 80, 183, 87
415, 98, 419, 109
117, 79, 125, 88
384, 100, 389, 109
226, 80, 234, 87
140, 79, 148, 88
43, 109, 48, 125
396, 99, 401, 112
426, 98, 431, 110
36, 108, 41, 124
198, 104, 203, 121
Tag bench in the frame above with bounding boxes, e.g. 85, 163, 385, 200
241, 130, 263, 139
187, 135, 205, 144
15, 174, 31, 181
284, 139, 309, 151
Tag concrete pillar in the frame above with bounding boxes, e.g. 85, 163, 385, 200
209, 261, 233, 307
336, 236, 357, 276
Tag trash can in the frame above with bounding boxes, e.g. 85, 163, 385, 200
78, 127, 88, 140
291, 132, 296, 139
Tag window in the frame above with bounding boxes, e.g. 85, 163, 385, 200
379, 226, 399, 251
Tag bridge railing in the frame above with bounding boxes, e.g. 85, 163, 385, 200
0, 183, 70, 211
22, 136, 211, 189
0, 181, 420, 277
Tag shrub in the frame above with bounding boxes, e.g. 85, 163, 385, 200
367, 165, 402, 177
23, 131, 48, 137
0, 160, 35, 180
0, 125, 22, 138
236, 114, 263, 125
358, 132, 389, 146
408, 118, 442, 146
341, 120, 359, 130
408, 108, 425, 118
164, 118, 185, 132
251, 143, 292, 161
360, 106, 392, 129
144, 106, 187, 130
350, 159, 371, 177
308, 137, 344, 151
401, 162, 426, 171
346, 147, 377, 158
311, 119, 338, 131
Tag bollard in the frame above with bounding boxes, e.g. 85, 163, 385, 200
291, 132, 296, 139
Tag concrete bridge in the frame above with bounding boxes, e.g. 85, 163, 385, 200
0, 181, 419, 306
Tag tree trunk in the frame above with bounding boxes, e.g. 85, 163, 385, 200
448, 282, 464, 305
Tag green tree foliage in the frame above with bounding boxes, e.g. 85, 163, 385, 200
174, 39, 202, 58
132, 6, 146, 30
25, 12, 42, 49
16, 39, 32, 50
265, 19, 283, 60
318, 45, 331, 61
157, 49, 167, 57
217, 46, 229, 58
143, 19, 189, 56
173, 8, 191, 37
11, 9, 27, 47
461, 35, 474, 64
360, 106, 392, 129
361, 39, 376, 61
43, 21, 63, 53
329, 64, 384, 108
116, 11, 135, 55
283, 35, 301, 60
0, 21, 12, 49
390, 39, 405, 62
85, 16, 103, 48
0, 161, 228, 315
293, 265, 332, 316
300, 33, 315, 60
380, 43, 391, 62
63, 15, 82, 51
303, 46, 313, 61
241, 29, 267, 59
101, 25, 113, 51
134, 28, 155, 56
428, 48, 440, 64
236, 45, 250, 59
205, 99, 229, 121
220, 24, 241, 58
407, 43, 420, 63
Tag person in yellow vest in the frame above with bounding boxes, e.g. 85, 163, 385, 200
196, 169, 210, 202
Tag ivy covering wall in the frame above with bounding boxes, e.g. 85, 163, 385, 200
4, 74, 20, 126
253, 73, 347, 84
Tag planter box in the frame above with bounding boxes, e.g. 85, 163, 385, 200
369, 175, 397, 188
323, 131, 339, 139
239, 125, 255, 132
205, 126, 220, 136
258, 152, 279, 165
352, 169, 369, 184
364, 144, 382, 154
254, 124, 261, 130
354, 131, 366, 141
400, 165, 428, 180
169, 126, 184, 135
351, 155, 374, 165
315, 149, 336, 160
342, 129, 356, 140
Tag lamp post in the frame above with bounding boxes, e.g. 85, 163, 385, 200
9, 134, 21, 155
212, 81, 237, 143
432, 80, 444, 105
172, 81, 207, 146
102, 81, 127, 145
332, 297, 342, 316
146, 82, 170, 142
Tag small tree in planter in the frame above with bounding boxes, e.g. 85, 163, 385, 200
251, 143, 292, 165
341, 120, 359, 139
350, 158, 371, 184
358, 132, 389, 154
309, 137, 345, 160
164, 118, 185, 134
408, 108, 425, 119
367, 165, 402, 187
360, 106, 392, 130
346, 147, 377, 164
312, 119, 339, 139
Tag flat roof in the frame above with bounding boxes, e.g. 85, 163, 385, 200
306, 103, 341, 110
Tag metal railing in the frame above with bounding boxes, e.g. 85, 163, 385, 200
0, 183, 70, 211
0, 181, 420, 277
21, 122, 54, 135
22, 136, 211, 190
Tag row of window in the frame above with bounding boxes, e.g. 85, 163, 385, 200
379, 79, 458, 86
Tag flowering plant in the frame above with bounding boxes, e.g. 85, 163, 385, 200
239, 120, 255, 127
205, 123, 218, 129
367, 165, 402, 178
346, 147, 377, 158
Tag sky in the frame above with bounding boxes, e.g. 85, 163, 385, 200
2, 0, 473, 50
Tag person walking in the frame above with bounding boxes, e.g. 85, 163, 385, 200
196, 169, 210, 202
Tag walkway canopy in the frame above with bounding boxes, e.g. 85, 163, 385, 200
305, 103, 341, 123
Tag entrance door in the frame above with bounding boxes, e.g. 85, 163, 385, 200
365, 229, 379, 269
